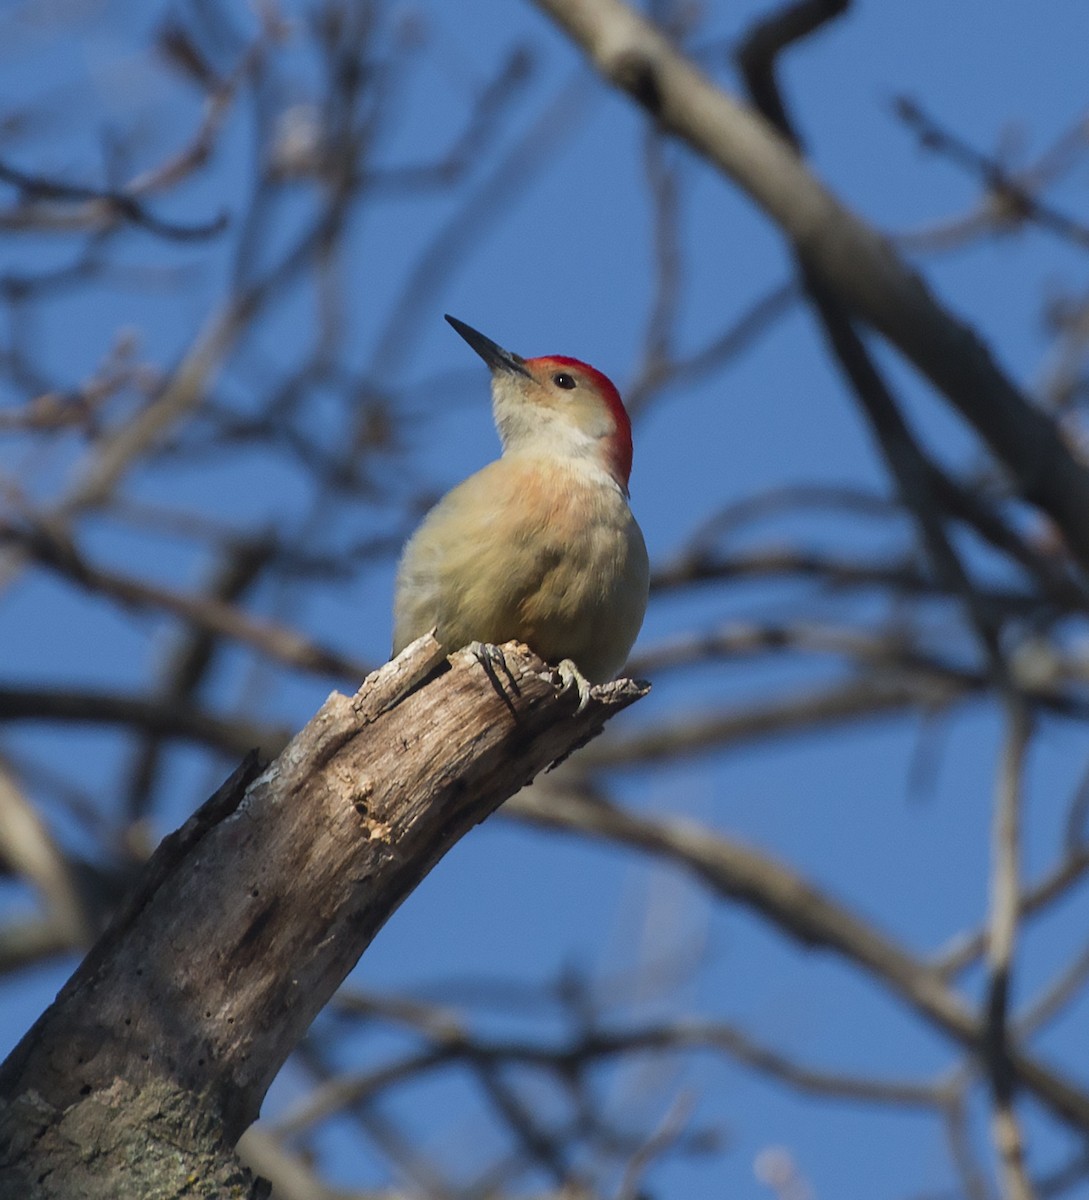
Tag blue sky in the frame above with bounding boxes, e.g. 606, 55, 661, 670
2, 1, 1089, 1196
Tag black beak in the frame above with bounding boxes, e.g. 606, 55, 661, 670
445, 315, 531, 378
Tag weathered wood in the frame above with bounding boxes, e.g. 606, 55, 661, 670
0, 635, 647, 1199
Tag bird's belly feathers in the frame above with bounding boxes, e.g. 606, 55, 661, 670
392, 458, 649, 682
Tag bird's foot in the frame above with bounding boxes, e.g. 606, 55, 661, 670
554, 658, 594, 714
469, 641, 520, 704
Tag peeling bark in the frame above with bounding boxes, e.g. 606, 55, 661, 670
0, 636, 647, 1198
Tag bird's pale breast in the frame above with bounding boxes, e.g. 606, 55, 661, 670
392, 455, 648, 682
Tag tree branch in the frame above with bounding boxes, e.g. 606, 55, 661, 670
530, 0, 1089, 574
0, 636, 648, 1198
505, 785, 1089, 1137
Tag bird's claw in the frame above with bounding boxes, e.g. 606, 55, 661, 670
469, 643, 594, 714
469, 641, 520, 700
555, 658, 594, 713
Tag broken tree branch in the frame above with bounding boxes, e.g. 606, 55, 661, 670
0, 635, 648, 1199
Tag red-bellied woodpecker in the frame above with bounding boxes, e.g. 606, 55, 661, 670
392, 316, 649, 707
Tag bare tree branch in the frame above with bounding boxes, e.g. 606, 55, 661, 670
0, 636, 647, 1197
505, 785, 1089, 1136
530, 0, 1089, 573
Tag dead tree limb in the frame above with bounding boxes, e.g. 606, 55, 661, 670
0, 635, 648, 1200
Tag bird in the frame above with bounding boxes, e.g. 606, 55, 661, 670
392, 315, 649, 708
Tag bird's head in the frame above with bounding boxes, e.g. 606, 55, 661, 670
445, 315, 633, 490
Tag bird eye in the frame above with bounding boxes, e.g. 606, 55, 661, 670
553, 372, 577, 390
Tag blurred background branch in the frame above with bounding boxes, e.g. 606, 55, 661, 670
2, 0, 1089, 1196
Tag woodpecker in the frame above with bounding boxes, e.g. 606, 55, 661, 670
392, 316, 649, 707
